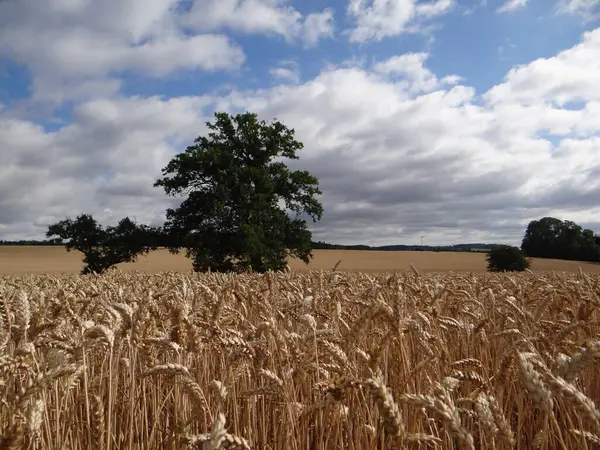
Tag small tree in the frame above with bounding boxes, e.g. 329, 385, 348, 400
46, 214, 159, 274
154, 111, 323, 273
486, 245, 531, 272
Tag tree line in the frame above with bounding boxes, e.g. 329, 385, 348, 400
486, 218, 600, 272
46, 211, 599, 275
520, 217, 600, 262
0, 240, 63, 246
312, 241, 495, 252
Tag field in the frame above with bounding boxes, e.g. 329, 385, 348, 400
2, 247, 600, 449
2, 246, 600, 275
2, 267, 600, 449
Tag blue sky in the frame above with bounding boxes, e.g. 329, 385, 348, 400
2, 0, 590, 108
1, 0, 600, 246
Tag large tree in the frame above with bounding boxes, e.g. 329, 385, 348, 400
47, 214, 160, 274
521, 217, 600, 262
154, 112, 323, 273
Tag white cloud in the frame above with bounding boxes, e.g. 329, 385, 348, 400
3, 7, 600, 245
0, 0, 335, 108
555, 0, 600, 22
372, 52, 459, 93
270, 66, 301, 84
346, 0, 454, 42
497, 0, 528, 13
28, 78, 124, 105
0, 95, 218, 239
484, 28, 600, 107
302, 9, 335, 47
185, 0, 334, 47
0, 0, 245, 106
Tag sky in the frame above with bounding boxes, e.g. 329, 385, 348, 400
1, 0, 600, 247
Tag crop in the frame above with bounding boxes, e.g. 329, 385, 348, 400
1, 267, 600, 449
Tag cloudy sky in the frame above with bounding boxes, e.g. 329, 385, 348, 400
1, 0, 600, 246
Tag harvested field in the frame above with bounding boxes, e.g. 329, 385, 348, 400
1, 269, 600, 449
2, 246, 600, 275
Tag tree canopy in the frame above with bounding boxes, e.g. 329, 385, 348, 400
154, 111, 323, 273
46, 214, 160, 274
486, 245, 531, 272
520, 217, 600, 262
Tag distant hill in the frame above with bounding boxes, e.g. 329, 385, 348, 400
0, 239, 498, 253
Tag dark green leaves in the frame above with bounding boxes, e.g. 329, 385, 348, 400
154, 111, 323, 273
521, 217, 600, 262
48, 111, 323, 275
46, 214, 159, 274
486, 245, 531, 272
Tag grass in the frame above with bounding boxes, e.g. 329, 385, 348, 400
2, 246, 600, 275
2, 268, 600, 449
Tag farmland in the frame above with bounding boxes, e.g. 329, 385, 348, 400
2, 247, 600, 449
2, 269, 600, 449
2, 246, 600, 275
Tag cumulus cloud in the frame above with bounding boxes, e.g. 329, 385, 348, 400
346, 0, 454, 42
0, 0, 245, 107
484, 28, 600, 107
269, 62, 301, 84
372, 53, 461, 94
184, 0, 334, 46
0, 0, 337, 108
6, 26, 600, 245
302, 9, 336, 47
3, 2, 600, 246
0, 95, 215, 239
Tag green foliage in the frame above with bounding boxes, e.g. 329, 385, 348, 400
521, 217, 600, 262
154, 111, 323, 273
486, 245, 531, 272
46, 214, 159, 274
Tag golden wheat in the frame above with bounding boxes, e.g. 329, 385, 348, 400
1, 268, 600, 449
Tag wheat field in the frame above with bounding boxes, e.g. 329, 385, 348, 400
3, 246, 600, 275
2, 268, 600, 449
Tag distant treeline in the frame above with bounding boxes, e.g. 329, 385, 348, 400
0, 239, 63, 246
0, 238, 494, 252
311, 241, 495, 252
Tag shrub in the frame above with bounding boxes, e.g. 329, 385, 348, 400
486, 244, 531, 272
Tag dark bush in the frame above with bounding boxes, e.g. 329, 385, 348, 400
486, 245, 531, 272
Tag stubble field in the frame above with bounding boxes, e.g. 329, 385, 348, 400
2, 247, 600, 449
2, 246, 600, 275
